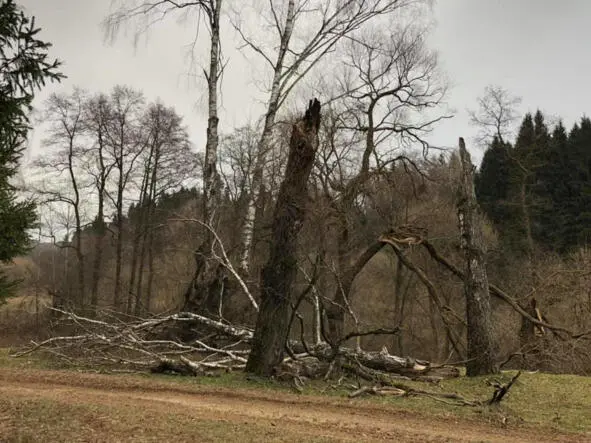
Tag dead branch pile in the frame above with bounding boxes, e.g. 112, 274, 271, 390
349, 371, 522, 407
12, 308, 459, 382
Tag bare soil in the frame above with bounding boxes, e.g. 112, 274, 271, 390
0, 367, 586, 442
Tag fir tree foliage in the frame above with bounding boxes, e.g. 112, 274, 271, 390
0, 0, 64, 300
477, 109, 591, 254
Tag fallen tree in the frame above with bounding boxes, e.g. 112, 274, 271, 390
12, 307, 459, 382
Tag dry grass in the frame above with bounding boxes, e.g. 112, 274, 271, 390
1, 348, 590, 442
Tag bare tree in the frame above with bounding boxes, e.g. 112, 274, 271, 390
457, 137, 497, 376
104, 1, 225, 315
129, 102, 194, 315
234, 0, 414, 276
318, 23, 448, 342
101, 86, 145, 310
35, 90, 89, 308
82, 93, 116, 311
469, 85, 521, 145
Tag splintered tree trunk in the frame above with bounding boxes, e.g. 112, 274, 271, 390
457, 137, 498, 376
245, 99, 321, 376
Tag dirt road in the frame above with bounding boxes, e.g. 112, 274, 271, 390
0, 368, 585, 442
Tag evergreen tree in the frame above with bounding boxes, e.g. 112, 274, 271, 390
567, 117, 591, 247
502, 113, 537, 254
535, 121, 572, 250
529, 110, 552, 244
475, 136, 512, 226
0, 0, 63, 300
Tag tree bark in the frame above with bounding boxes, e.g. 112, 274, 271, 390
457, 137, 498, 376
238, 0, 296, 276
246, 98, 321, 376
90, 120, 109, 313
183, 0, 225, 315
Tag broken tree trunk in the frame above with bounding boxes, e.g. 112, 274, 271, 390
457, 137, 498, 376
245, 99, 322, 376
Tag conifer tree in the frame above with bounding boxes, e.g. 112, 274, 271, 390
0, 0, 63, 300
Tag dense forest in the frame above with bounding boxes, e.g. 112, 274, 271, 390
1, 0, 590, 382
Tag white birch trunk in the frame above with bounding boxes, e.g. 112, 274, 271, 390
238, 0, 296, 275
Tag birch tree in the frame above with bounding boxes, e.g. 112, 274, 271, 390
234, 0, 413, 276
104, 1, 225, 314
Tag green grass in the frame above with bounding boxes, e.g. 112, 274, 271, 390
2, 348, 590, 436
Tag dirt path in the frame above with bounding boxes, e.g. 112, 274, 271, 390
0, 368, 585, 442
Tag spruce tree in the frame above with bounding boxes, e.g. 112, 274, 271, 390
475, 136, 512, 227
535, 121, 572, 250
567, 117, 591, 247
0, 0, 64, 300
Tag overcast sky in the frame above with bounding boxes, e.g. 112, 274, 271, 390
18, 0, 591, 166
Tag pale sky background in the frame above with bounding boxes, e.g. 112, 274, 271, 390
18, 0, 591, 167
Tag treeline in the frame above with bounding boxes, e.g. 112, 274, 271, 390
31, 87, 198, 314
476, 110, 591, 255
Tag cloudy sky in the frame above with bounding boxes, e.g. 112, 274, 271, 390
18, 0, 591, 166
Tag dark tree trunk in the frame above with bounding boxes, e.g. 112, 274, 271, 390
128, 162, 152, 315
245, 99, 321, 376
114, 157, 124, 310
90, 132, 108, 313
457, 137, 498, 376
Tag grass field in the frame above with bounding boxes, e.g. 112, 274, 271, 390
0, 349, 589, 442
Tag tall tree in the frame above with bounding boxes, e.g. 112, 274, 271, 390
36, 90, 88, 308
320, 22, 448, 343
246, 99, 321, 376
0, 0, 63, 300
103, 86, 145, 310
475, 136, 512, 228
83, 93, 115, 310
234, 0, 412, 277
104, 0, 225, 315
457, 138, 498, 376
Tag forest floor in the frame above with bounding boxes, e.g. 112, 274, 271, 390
0, 349, 590, 442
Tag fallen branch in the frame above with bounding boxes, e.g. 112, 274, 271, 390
421, 240, 575, 337
13, 309, 459, 382
349, 373, 520, 407
379, 235, 465, 358
487, 371, 521, 405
